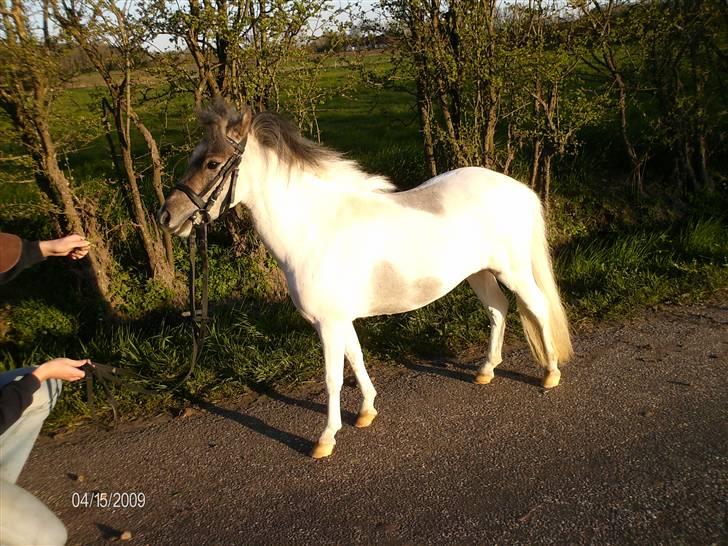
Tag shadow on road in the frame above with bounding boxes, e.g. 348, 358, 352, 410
95, 522, 122, 541
190, 363, 544, 458
404, 361, 474, 382
404, 359, 541, 388
494, 368, 542, 387
192, 398, 314, 456
257, 388, 359, 427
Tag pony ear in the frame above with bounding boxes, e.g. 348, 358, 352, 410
227, 106, 253, 142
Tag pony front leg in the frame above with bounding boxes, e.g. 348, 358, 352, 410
311, 322, 346, 459
344, 323, 377, 428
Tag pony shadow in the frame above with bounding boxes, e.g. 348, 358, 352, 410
444, 354, 543, 387
404, 359, 542, 388
95, 523, 123, 541
494, 368, 542, 387
191, 398, 314, 456
251, 386, 359, 427
403, 360, 475, 383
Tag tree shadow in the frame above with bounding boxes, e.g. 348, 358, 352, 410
191, 397, 314, 457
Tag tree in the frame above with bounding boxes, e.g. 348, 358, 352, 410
384, 0, 506, 173
510, 0, 605, 204
53, 0, 177, 291
0, 0, 114, 303
576, 0, 651, 195
642, 0, 722, 193
148, 0, 339, 116
383, 0, 604, 205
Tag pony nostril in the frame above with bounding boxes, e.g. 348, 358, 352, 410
158, 207, 171, 227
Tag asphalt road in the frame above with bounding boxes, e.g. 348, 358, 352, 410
20, 300, 728, 545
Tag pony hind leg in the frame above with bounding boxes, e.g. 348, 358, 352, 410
506, 274, 561, 389
344, 323, 378, 428
311, 321, 347, 459
467, 270, 509, 385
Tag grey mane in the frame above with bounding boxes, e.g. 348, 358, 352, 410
197, 98, 339, 169
251, 111, 340, 170
196, 98, 395, 192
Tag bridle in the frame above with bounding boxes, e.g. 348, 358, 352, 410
173, 135, 247, 224
172, 134, 248, 387
81, 135, 248, 427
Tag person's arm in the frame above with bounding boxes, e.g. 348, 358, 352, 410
0, 234, 90, 285
0, 358, 88, 435
0, 374, 41, 435
0, 239, 44, 285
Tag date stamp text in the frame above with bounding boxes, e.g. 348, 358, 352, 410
72, 491, 146, 509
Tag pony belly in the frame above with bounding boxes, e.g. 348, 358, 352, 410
351, 225, 492, 318
362, 261, 466, 317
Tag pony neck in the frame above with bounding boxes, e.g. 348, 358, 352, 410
235, 142, 326, 270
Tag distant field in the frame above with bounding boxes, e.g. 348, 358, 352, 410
0, 51, 421, 216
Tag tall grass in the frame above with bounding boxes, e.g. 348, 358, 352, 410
557, 217, 727, 318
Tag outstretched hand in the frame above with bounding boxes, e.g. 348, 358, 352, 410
40, 234, 91, 260
32, 358, 90, 383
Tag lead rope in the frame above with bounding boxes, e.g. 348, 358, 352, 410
82, 362, 156, 428
82, 221, 212, 427
179, 218, 210, 388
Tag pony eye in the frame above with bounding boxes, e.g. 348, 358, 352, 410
207, 160, 220, 170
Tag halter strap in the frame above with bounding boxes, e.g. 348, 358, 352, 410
174, 182, 208, 210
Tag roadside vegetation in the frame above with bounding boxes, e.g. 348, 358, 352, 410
1, 0, 726, 429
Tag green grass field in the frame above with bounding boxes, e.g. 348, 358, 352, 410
1, 53, 726, 430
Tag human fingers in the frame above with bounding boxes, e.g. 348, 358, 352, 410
33, 358, 89, 382
63, 234, 91, 251
60, 365, 86, 381
55, 358, 89, 381
70, 249, 89, 260
63, 358, 91, 368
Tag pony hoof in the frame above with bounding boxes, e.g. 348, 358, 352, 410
355, 410, 377, 428
474, 373, 494, 385
542, 371, 561, 389
311, 442, 335, 459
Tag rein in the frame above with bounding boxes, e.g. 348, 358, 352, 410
82, 135, 247, 426
81, 362, 156, 426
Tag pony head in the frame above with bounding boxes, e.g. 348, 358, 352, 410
158, 97, 252, 237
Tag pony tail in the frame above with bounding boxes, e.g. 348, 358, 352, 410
519, 205, 573, 365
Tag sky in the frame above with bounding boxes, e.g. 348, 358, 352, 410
150, 0, 384, 53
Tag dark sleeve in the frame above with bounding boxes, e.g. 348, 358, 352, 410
0, 374, 41, 435
0, 240, 45, 285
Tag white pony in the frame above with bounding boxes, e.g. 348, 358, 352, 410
159, 99, 573, 458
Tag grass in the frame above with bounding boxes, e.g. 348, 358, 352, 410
557, 217, 728, 319
1, 54, 727, 430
